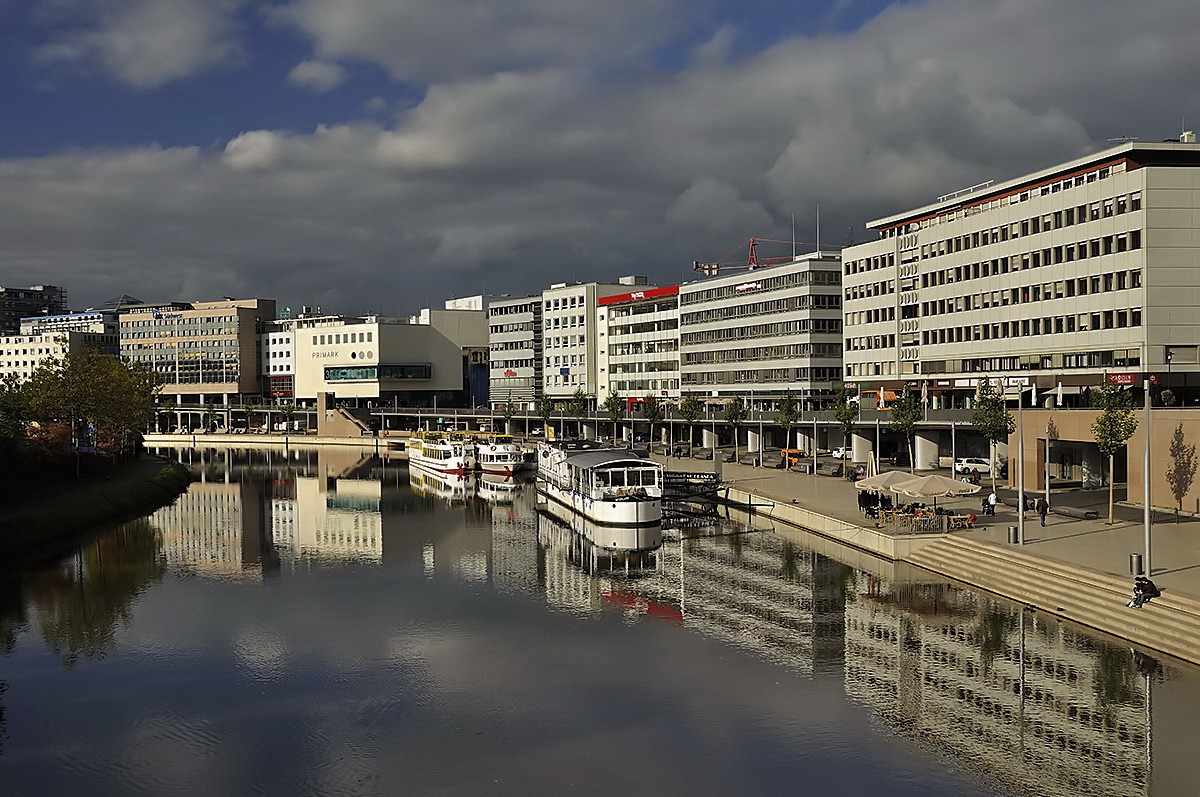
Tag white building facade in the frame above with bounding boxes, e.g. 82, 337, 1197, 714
842, 137, 1200, 405
487, 294, 542, 410
595, 285, 680, 404
541, 278, 647, 399
678, 253, 843, 408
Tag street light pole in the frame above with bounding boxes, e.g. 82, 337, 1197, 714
1144, 376, 1152, 575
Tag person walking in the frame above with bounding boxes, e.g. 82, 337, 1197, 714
1035, 496, 1049, 527
987, 490, 998, 516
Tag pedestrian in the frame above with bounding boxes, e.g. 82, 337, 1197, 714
971, 468, 981, 485
1127, 576, 1161, 608
987, 490, 997, 516
1035, 497, 1048, 526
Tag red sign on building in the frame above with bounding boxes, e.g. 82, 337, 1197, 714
598, 285, 680, 306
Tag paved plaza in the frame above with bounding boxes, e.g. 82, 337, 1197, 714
657, 453, 1200, 602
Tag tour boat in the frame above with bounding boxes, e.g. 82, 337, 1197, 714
476, 433, 526, 476
408, 467, 474, 505
407, 431, 475, 474
536, 441, 662, 526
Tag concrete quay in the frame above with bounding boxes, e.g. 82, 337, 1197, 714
658, 454, 1200, 665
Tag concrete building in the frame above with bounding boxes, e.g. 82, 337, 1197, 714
20, 309, 119, 339
0, 330, 118, 381
119, 298, 276, 405
542, 277, 651, 400
0, 285, 66, 334
262, 309, 359, 402
487, 294, 542, 410
678, 252, 843, 409
842, 136, 1200, 408
595, 285, 681, 404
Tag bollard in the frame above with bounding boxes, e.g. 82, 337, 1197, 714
1008, 525, 1019, 544
1130, 553, 1144, 576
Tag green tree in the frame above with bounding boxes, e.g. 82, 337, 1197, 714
202, 401, 217, 432
642, 395, 664, 447
568, 387, 588, 438
602, 390, 624, 443
677, 393, 703, 450
777, 391, 800, 466
1091, 382, 1138, 524
0, 374, 27, 474
888, 388, 922, 473
501, 394, 518, 435
833, 386, 859, 458
723, 396, 748, 461
1161, 388, 1177, 407
971, 378, 1016, 491
279, 402, 296, 434
1165, 422, 1197, 522
536, 394, 554, 437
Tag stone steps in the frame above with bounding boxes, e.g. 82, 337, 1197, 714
904, 536, 1200, 664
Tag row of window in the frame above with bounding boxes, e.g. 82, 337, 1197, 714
680, 318, 841, 346
610, 360, 678, 374
488, 303, 539, 317
683, 342, 842, 364
490, 340, 538, 352
547, 314, 585, 329
544, 294, 586, 310
607, 299, 678, 318
612, 379, 679, 392
609, 319, 678, 336
609, 340, 678, 356
919, 268, 1142, 318
489, 322, 536, 335
313, 331, 373, 345
923, 348, 1142, 375
680, 269, 841, 306
325, 364, 430, 381
122, 315, 237, 327
681, 294, 841, 325
682, 367, 841, 385
919, 308, 1143, 346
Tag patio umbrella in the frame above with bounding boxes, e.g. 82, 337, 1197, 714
893, 473, 981, 511
854, 470, 917, 493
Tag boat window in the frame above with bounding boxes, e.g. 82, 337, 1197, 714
609, 470, 625, 487
596, 471, 611, 487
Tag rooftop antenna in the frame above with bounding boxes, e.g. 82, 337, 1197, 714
1107, 135, 1139, 144
791, 212, 796, 259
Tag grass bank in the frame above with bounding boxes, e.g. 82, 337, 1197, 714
0, 455, 193, 563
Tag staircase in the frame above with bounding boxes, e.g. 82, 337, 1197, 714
904, 535, 1200, 665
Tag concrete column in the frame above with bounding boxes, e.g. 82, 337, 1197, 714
851, 431, 872, 463
914, 431, 939, 471
1082, 446, 1103, 489
582, 422, 596, 440
702, 428, 717, 449
747, 429, 761, 453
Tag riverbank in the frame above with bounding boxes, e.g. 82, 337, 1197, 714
0, 455, 192, 563
654, 454, 1200, 666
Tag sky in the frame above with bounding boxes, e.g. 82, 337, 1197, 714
0, 0, 1197, 317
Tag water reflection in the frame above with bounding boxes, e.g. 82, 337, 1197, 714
0, 449, 1196, 795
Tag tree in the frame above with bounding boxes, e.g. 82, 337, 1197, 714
501, 392, 517, 435
888, 388, 922, 473
1165, 422, 1197, 522
833, 386, 859, 457
1091, 382, 1139, 524
677, 393, 703, 450
1161, 388, 1177, 407
723, 396, 748, 461
280, 402, 296, 434
536, 394, 554, 437
778, 391, 800, 466
642, 395, 664, 447
971, 378, 1016, 491
0, 374, 27, 479
568, 387, 588, 438
602, 390, 624, 443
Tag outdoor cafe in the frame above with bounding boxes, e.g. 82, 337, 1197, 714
855, 471, 982, 533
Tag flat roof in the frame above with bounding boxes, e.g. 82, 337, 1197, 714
564, 450, 659, 470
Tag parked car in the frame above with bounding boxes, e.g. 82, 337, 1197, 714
887, 450, 910, 466
954, 457, 992, 475
831, 447, 850, 459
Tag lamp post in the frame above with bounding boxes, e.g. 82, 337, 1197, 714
1144, 375, 1152, 575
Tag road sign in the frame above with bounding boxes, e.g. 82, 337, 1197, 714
1106, 373, 1158, 385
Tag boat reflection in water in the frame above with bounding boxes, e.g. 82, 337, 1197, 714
536, 496, 662, 579
408, 466, 475, 505
477, 473, 526, 505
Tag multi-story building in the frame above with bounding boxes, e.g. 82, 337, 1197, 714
842, 135, 1200, 407
20, 309, 118, 339
262, 309, 356, 401
487, 294, 542, 410
0, 285, 66, 334
542, 277, 649, 400
0, 330, 118, 381
119, 298, 276, 405
678, 252, 843, 409
595, 285, 680, 404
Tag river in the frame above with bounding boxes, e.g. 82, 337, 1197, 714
0, 446, 1196, 795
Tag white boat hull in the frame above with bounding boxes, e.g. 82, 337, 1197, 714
409, 453, 474, 474
537, 479, 661, 527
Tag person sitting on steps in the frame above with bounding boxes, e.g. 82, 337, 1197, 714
1127, 576, 1161, 608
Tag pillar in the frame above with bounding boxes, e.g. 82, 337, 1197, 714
914, 431, 939, 471
582, 422, 597, 440
702, 428, 717, 449
747, 429, 761, 454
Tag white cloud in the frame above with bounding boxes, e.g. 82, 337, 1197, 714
6, 0, 1200, 312
34, 0, 245, 89
287, 58, 346, 92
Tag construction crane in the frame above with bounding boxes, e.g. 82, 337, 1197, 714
692, 236, 837, 275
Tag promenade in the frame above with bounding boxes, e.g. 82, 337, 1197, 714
684, 456, 1200, 598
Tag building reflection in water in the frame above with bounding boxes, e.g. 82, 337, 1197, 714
119, 451, 1200, 793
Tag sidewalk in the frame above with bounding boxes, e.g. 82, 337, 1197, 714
658, 453, 1200, 601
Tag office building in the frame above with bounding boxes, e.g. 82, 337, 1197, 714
842, 136, 1200, 406
678, 252, 843, 408
0, 285, 66, 334
0, 329, 118, 381
487, 294, 542, 410
596, 285, 681, 403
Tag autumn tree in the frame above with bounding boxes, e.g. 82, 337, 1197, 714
888, 388, 922, 473
971, 378, 1015, 490
723, 396, 748, 461
568, 387, 588, 438
1091, 382, 1138, 524
677, 393, 703, 451
602, 390, 624, 443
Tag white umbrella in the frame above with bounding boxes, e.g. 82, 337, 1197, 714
854, 470, 917, 493
894, 473, 982, 499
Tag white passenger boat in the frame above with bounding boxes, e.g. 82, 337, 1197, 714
409, 467, 474, 505
476, 433, 526, 476
536, 441, 662, 526
407, 431, 475, 474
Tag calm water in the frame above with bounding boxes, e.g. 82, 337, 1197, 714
0, 446, 1197, 796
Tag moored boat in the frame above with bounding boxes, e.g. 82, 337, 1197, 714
407, 431, 475, 474
476, 433, 526, 475
536, 441, 662, 527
